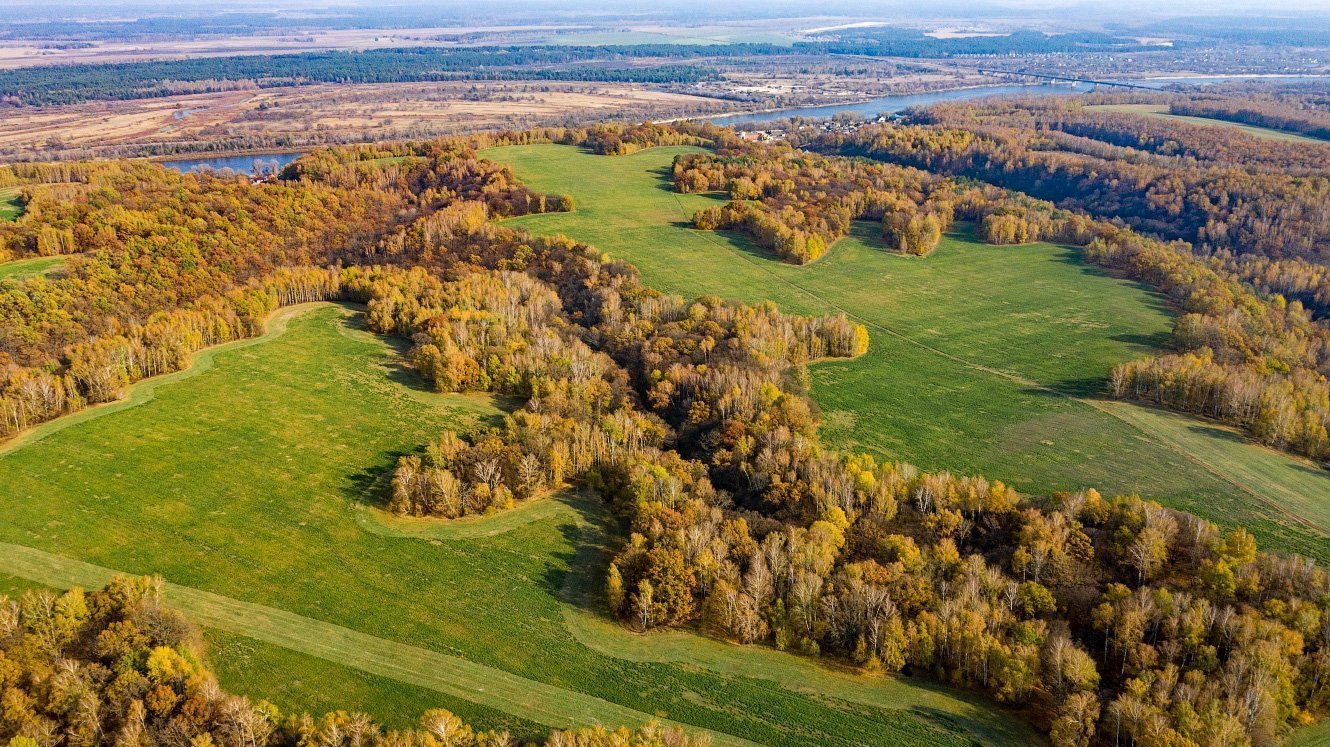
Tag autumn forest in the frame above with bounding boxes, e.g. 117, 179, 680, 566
3, 47, 1330, 747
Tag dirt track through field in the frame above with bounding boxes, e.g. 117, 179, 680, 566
0, 541, 757, 747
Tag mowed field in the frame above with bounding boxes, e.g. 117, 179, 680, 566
0, 302, 1040, 746
484, 144, 1330, 561
1086, 103, 1328, 144
0, 255, 66, 281
0, 186, 23, 221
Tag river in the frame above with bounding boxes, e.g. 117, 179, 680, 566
150, 75, 1330, 168
706, 83, 1094, 126
703, 75, 1330, 127
159, 151, 305, 176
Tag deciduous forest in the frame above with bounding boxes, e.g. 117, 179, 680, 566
803, 101, 1330, 460
4, 118, 1330, 747
0, 576, 707, 747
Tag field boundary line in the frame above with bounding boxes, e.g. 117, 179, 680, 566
0, 542, 757, 747
553, 494, 1047, 746
0, 302, 333, 459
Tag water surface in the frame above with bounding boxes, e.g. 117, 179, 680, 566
159, 152, 304, 175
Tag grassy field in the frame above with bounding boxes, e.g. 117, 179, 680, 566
0, 186, 24, 221
0, 254, 66, 281
0, 301, 1039, 746
484, 144, 1330, 560
1086, 103, 1327, 144
1291, 720, 1330, 746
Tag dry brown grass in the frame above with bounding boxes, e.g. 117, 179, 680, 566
0, 82, 728, 159
0, 27, 595, 69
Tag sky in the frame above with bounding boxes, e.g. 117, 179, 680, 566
4, 0, 1329, 27
10, 0, 1330, 14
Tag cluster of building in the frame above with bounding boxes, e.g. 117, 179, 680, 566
734, 113, 893, 142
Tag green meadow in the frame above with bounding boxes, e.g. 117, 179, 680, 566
484, 143, 1330, 560
0, 302, 1039, 746
1086, 103, 1328, 144
4, 141, 1329, 747
0, 186, 23, 222
0, 255, 67, 281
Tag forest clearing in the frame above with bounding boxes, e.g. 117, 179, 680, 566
0, 302, 1035, 746
488, 144, 1330, 561
4, 11, 1330, 736
1085, 103, 1327, 143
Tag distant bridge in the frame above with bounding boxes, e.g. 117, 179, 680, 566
974, 68, 1162, 91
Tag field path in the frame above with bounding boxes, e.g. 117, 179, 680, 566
0, 541, 758, 747
553, 494, 1046, 746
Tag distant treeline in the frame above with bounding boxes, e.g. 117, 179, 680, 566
1130, 16, 1330, 48
817, 28, 1164, 57
0, 8, 474, 39
1170, 99, 1330, 142
0, 45, 781, 106
0, 30, 1176, 107
477, 65, 718, 85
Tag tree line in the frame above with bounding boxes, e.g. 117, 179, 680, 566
810, 96, 1330, 264
804, 109, 1330, 460
8, 123, 1330, 745
0, 137, 574, 440
0, 45, 787, 107
0, 33, 1176, 109
274, 133, 1330, 745
0, 576, 709, 747
1170, 98, 1330, 142
815, 28, 1160, 58
675, 144, 953, 262
0, 121, 718, 445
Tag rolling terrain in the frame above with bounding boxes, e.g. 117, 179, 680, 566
1086, 103, 1328, 143
485, 143, 1330, 561
3, 138, 1329, 747
0, 301, 1039, 746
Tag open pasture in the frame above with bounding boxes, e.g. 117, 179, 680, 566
0, 302, 1038, 746
1086, 103, 1327, 144
0, 186, 24, 221
0, 255, 65, 281
486, 143, 1330, 560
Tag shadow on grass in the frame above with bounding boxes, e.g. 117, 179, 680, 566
1040, 376, 1111, 398
1052, 245, 1179, 318
1183, 421, 1330, 478
542, 492, 620, 608
340, 311, 440, 393
905, 705, 996, 746
707, 229, 792, 270
1110, 330, 1173, 351
1016, 382, 1091, 402
1294, 462, 1330, 479
1184, 420, 1249, 444
651, 165, 680, 193
538, 515, 588, 600
345, 448, 420, 510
